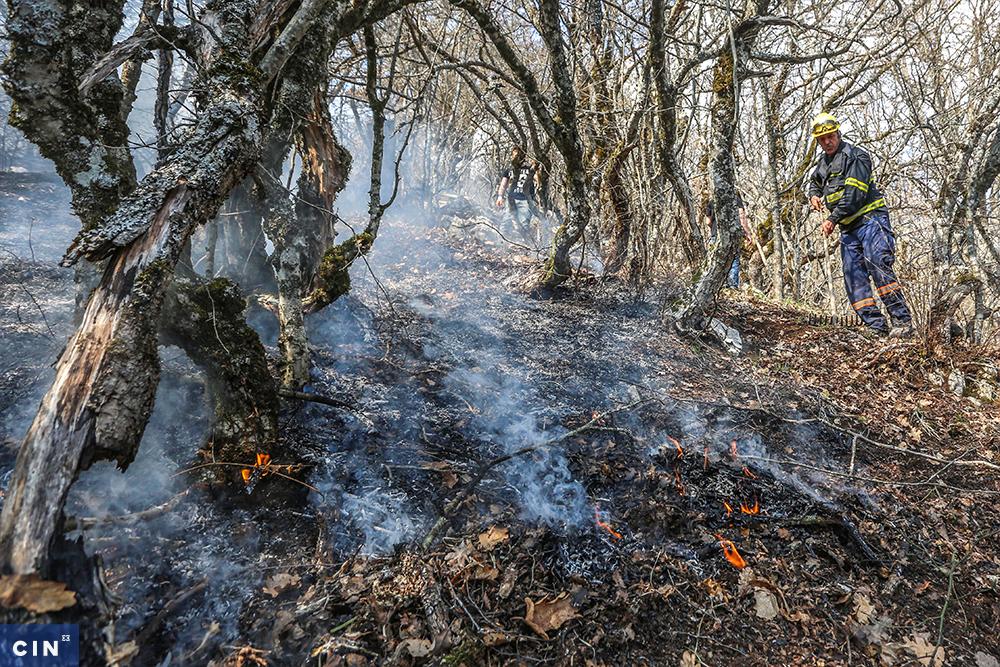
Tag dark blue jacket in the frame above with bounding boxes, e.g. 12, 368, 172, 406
808, 141, 888, 226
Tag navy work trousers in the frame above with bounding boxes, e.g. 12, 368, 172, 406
839, 212, 912, 332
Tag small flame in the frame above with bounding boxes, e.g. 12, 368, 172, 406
740, 498, 760, 515
668, 436, 683, 459
715, 534, 747, 569
594, 506, 622, 540
240, 468, 252, 483
742, 466, 757, 479
673, 467, 685, 496
729, 439, 739, 460
256, 453, 271, 467
723, 501, 733, 518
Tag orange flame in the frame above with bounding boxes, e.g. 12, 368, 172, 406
729, 439, 739, 460
673, 467, 686, 496
593, 506, 622, 540
241, 453, 272, 486
742, 466, 757, 479
715, 534, 747, 569
723, 501, 734, 518
740, 498, 760, 515
668, 436, 683, 459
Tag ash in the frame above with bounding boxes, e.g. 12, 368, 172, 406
0, 197, 887, 662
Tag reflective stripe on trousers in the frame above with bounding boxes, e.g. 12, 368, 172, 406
840, 212, 912, 331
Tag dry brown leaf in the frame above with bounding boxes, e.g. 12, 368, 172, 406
107, 641, 139, 666
703, 578, 725, 599
395, 638, 433, 659
0, 574, 76, 613
680, 650, 699, 667
853, 592, 874, 624
498, 568, 518, 599
901, 633, 946, 667
470, 564, 500, 581
478, 526, 510, 551
753, 589, 779, 620
482, 629, 512, 646
523, 592, 579, 640
263, 572, 301, 597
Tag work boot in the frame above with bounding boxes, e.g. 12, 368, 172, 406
888, 323, 915, 339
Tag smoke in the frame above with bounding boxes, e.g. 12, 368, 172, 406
444, 362, 588, 528
68, 349, 208, 516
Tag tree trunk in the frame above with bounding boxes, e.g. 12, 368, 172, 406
0, 74, 266, 576
677, 2, 770, 330
161, 273, 279, 469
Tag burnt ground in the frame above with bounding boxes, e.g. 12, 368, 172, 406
0, 184, 999, 666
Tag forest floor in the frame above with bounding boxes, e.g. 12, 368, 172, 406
1, 184, 999, 666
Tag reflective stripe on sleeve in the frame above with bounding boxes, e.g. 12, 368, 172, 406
826, 189, 844, 203
844, 177, 869, 192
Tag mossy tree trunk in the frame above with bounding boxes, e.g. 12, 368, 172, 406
650, 0, 706, 269
161, 273, 279, 470
303, 24, 392, 312
677, 1, 771, 330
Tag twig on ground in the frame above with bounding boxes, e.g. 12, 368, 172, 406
742, 454, 1000, 495
173, 460, 321, 495
931, 551, 959, 666
279, 388, 357, 411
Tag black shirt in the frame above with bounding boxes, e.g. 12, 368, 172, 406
503, 163, 536, 201
808, 141, 888, 226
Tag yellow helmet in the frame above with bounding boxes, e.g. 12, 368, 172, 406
811, 112, 840, 138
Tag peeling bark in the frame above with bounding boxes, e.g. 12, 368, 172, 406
0, 21, 266, 576
2, 0, 136, 229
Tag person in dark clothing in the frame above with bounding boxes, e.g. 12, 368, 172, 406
808, 112, 913, 338
706, 193, 753, 288
495, 147, 541, 243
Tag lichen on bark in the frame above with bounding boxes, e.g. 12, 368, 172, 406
303, 232, 375, 312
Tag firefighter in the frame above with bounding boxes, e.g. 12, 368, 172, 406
495, 147, 541, 244
808, 112, 914, 338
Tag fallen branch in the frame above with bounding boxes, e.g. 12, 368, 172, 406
784, 514, 880, 563
625, 378, 1000, 473
173, 460, 321, 495
421, 398, 652, 549
134, 579, 208, 650
742, 455, 1000, 496
278, 388, 356, 412
63, 489, 191, 532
